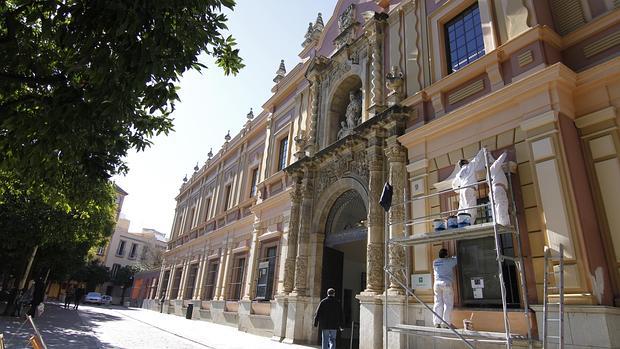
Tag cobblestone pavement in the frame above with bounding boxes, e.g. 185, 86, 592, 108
1, 302, 319, 349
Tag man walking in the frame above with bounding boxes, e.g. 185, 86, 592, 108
433, 248, 457, 328
73, 287, 84, 310
313, 288, 343, 349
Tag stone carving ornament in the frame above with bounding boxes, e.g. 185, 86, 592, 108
338, 4, 356, 32
337, 90, 363, 140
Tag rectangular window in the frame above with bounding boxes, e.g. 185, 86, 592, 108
185, 264, 199, 299
160, 270, 170, 298
204, 198, 212, 221
202, 262, 219, 300
249, 168, 259, 198
445, 4, 485, 74
255, 246, 277, 300
111, 263, 121, 278
187, 206, 196, 230
227, 256, 247, 300
128, 243, 138, 259
170, 267, 183, 299
277, 137, 288, 171
116, 240, 126, 256
223, 185, 232, 211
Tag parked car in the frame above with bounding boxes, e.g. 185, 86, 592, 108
84, 292, 102, 304
100, 295, 112, 305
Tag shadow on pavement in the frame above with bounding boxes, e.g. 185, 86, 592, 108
0, 302, 123, 348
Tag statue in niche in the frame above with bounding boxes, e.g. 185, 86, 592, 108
338, 90, 362, 140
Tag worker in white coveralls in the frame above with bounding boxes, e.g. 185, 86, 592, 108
490, 151, 510, 226
451, 148, 490, 223
433, 248, 457, 328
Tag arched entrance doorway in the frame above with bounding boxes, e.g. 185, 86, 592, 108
321, 189, 367, 349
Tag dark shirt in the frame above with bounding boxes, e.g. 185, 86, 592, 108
313, 295, 343, 330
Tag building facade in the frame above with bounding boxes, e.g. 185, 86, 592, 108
146, 1, 620, 348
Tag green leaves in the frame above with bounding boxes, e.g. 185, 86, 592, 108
0, 0, 243, 211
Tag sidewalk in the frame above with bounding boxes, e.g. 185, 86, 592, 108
0, 302, 101, 349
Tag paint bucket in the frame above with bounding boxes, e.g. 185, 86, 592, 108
447, 216, 458, 229
457, 213, 471, 227
433, 219, 445, 231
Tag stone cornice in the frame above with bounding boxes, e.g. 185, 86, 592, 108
285, 105, 409, 173
398, 63, 576, 148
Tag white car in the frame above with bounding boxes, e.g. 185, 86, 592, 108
100, 295, 112, 305
84, 292, 102, 304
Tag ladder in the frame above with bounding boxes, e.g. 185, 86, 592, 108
543, 244, 564, 348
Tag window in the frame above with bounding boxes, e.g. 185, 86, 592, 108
223, 185, 232, 211
227, 256, 247, 300
128, 243, 138, 259
255, 246, 277, 300
111, 263, 121, 278
202, 261, 219, 300
184, 264, 199, 299
149, 277, 159, 299
116, 240, 126, 256
160, 270, 171, 298
204, 197, 212, 221
277, 137, 288, 171
187, 206, 196, 230
445, 4, 485, 73
249, 168, 259, 198
170, 267, 183, 299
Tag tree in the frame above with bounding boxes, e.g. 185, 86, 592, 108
0, 0, 244, 209
0, 170, 115, 291
112, 265, 139, 305
72, 261, 110, 291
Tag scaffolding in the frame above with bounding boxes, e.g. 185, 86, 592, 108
383, 148, 533, 349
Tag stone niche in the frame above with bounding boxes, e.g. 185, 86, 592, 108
326, 74, 363, 145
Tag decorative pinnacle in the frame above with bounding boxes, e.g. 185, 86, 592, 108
183, 174, 188, 183
246, 108, 254, 120
314, 12, 324, 31
224, 130, 231, 142
207, 148, 213, 159
304, 22, 313, 39
194, 163, 199, 172
273, 60, 286, 83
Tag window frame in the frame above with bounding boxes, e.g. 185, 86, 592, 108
277, 136, 289, 172
128, 242, 138, 259
444, 3, 485, 74
116, 240, 126, 256
249, 167, 259, 198
202, 260, 219, 301
254, 241, 279, 301
227, 254, 247, 301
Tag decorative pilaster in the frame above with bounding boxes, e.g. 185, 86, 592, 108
178, 258, 190, 300
365, 13, 388, 116
385, 136, 407, 294
306, 76, 321, 156
282, 174, 303, 294
217, 241, 234, 300
364, 128, 385, 294
156, 260, 166, 298
194, 252, 208, 300
292, 166, 315, 296
242, 218, 262, 300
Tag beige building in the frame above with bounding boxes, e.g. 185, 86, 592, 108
145, 1, 620, 348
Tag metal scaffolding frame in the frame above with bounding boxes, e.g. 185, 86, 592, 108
383, 148, 534, 349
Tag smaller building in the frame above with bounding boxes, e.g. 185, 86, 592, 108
99, 218, 167, 304
129, 269, 161, 307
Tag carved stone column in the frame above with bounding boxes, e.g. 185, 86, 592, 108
385, 136, 407, 294
282, 173, 303, 294
156, 259, 166, 298
217, 241, 234, 300
193, 251, 208, 300
306, 75, 321, 157
364, 127, 385, 294
292, 166, 315, 296
365, 13, 388, 115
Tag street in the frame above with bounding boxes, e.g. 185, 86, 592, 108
1, 303, 317, 349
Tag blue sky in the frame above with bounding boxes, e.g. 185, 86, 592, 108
113, 1, 336, 235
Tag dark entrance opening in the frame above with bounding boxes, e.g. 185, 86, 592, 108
320, 189, 367, 349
